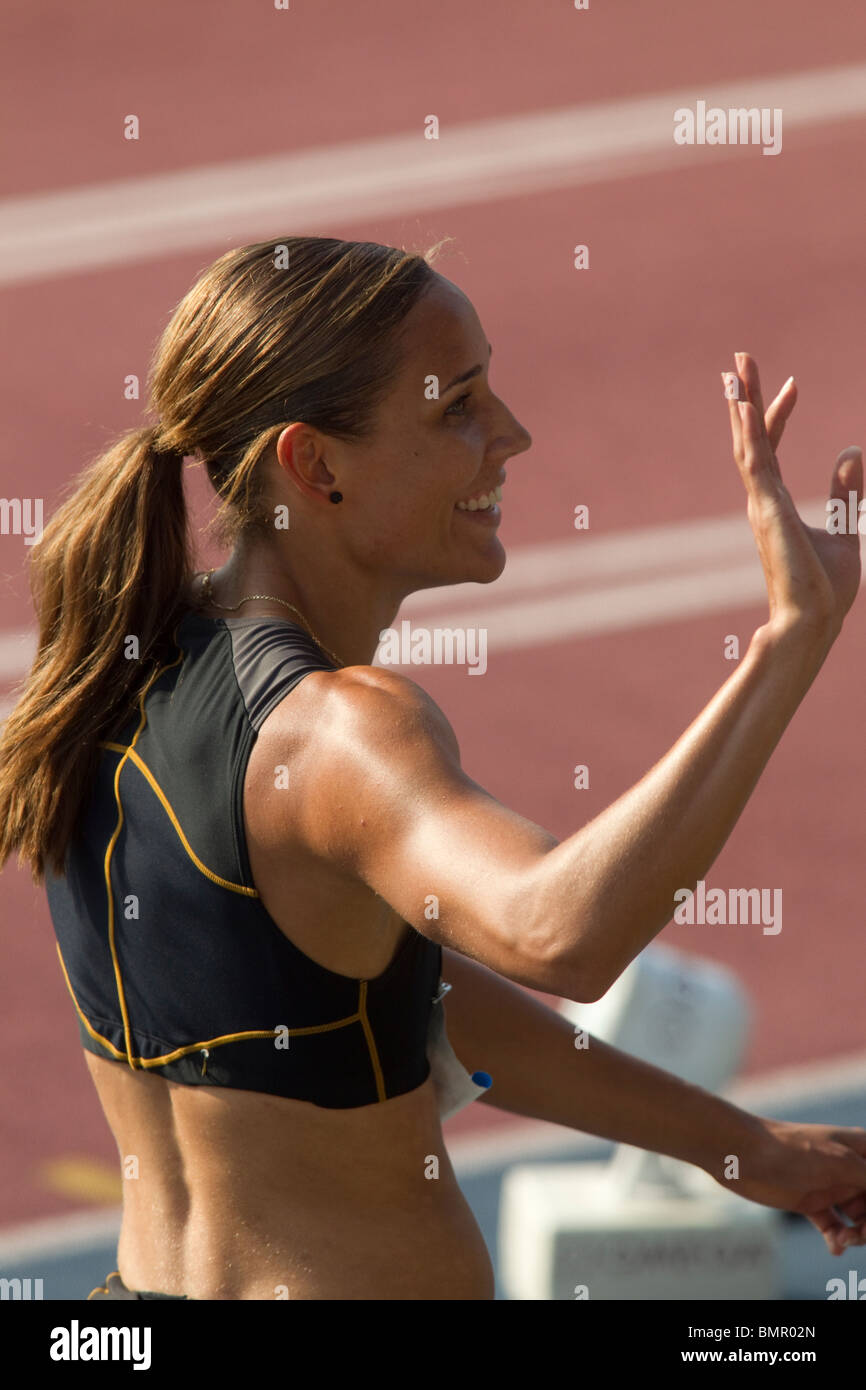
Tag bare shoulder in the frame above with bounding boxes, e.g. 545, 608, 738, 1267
246, 662, 565, 992
258, 664, 461, 767
245, 665, 465, 862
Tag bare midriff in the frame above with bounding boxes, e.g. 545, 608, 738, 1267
87, 1054, 494, 1300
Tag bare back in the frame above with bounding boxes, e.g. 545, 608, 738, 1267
85, 634, 493, 1301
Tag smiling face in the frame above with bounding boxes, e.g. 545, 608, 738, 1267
319, 272, 532, 594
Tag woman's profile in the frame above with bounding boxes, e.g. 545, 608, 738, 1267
1, 235, 865, 1300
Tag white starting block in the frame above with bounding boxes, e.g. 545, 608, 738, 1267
499, 1154, 782, 1300
498, 944, 783, 1300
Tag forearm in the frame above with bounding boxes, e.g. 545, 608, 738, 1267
533, 618, 831, 996
442, 946, 764, 1180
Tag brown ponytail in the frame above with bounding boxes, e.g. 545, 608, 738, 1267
0, 235, 445, 881
0, 425, 192, 880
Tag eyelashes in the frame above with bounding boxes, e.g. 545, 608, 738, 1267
444, 392, 472, 417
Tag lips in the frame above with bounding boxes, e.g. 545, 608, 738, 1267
456, 484, 503, 511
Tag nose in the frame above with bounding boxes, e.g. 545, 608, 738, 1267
495, 401, 532, 460
492, 397, 530, 461
512, 418, 532, 455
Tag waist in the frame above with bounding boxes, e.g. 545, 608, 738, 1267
115, 1073, 493, 1299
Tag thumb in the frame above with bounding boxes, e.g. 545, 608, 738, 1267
830, 446, 863, 527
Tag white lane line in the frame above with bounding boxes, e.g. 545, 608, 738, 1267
405, 517, 757, 612
0, 627, 37, 667
406, 501, 828, 610
391, 500, 837, 654
0, 1208, 121, 1265
1, 65, 865, 285
0, 628, 36, 703
1, 1047, 865, 1257
394, 561, 769, 655
0, 498, 839, 693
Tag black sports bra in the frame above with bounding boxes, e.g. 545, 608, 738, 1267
44, 610, 445, 1108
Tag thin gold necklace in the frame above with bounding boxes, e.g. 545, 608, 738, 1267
196, 569, 345, 670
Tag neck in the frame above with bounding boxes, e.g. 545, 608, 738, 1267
198, 535, 405, 669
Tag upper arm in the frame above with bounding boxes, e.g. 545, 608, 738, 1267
255, 665, 590, 997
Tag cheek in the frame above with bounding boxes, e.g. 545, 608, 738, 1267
450, 424, 494, 494
424, 431, 486, 498
351, 430, 481, 541
348, 490, 429, 563
372, 489, 455, 561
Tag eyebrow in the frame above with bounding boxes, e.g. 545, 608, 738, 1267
441, 343, 493, 395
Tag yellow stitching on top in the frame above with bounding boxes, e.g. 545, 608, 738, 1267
56, 944, 127, 1061
277, 1016, 361, 1037
59, 941, 363, 1069
357, 981, 386, 1102
64, 627, 385, 1095
105, 749, 136, 1066
98, 743, 258, 898
102, 648, 185, 1070
135, 1012, 362, 1069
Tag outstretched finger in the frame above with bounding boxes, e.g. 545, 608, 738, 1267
735, 397, 781, 502
738, 352, 767, 423
765, 377, 797, 454
723, 365, 745, 464
738, 352, 787, 483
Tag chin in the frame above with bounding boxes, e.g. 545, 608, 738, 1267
453, 536, 507, 586
405, 537, 507, 595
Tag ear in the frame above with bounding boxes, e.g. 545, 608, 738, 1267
275, 422, 338, 502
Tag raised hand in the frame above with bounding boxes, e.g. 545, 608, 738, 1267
725, 352, 862, 645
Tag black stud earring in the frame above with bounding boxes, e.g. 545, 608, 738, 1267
329, 491, 343, 503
